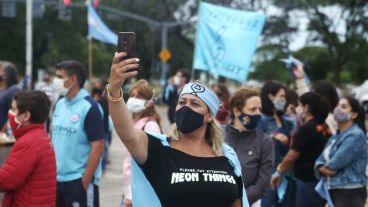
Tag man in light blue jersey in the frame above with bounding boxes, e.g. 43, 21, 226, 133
51, 60, 105, 207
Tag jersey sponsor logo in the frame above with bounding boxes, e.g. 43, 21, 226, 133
70, 113, 80, 123
52, 125, 78, 134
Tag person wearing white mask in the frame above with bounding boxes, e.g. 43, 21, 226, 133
162, 69, 190, 123
51, 60, 105, 207
121, 79, 161, 207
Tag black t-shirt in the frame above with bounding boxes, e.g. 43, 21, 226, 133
140, 134, 243, 207
292, 119, 330, 181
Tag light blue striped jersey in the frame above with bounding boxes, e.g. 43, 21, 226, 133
52, 88, 105, 185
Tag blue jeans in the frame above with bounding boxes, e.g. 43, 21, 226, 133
295, 179, 325, 207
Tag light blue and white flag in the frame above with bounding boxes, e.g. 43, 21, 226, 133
280, 55, 311, 86
87, 3, 117, 45
193, 2, 266, 82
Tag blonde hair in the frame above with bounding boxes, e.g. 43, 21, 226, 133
128, 79, 161, 126
168, 119, 224, 156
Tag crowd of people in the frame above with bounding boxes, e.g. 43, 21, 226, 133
0, 52, 367, 207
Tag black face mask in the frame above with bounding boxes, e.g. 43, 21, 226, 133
239, 113, 261, 130
175, 106, 204, 134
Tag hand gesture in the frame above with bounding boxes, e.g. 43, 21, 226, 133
319, 165, 337, 177
270, 174, 281, 190
273, 133, 289, 145
109, 52, 140, 92
124, 199, 132, 207
292, 64, 305, 79
81, 176, 89, 191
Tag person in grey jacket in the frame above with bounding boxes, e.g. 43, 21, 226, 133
225, 88, 274, 205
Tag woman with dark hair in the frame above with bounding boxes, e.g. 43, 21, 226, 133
0, 61, 19, 131
258, 81, 295, 207
312, 81, 339, 135
285, 89, 303, 136
292, 64, 339, 135
271, 92, 331, 207
315, 97, 367, 207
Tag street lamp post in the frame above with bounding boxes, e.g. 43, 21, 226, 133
26, 0, 33, 88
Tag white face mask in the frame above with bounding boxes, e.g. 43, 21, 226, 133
173, 76, 181, 86
296, 106, 306, 118
126, 97, 147, 113
53, 77, 71, 96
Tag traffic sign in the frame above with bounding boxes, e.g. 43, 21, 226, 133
159, 48, 171, 62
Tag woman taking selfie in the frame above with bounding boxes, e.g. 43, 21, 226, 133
315, 97, 367, 207
108, 52, 249, 207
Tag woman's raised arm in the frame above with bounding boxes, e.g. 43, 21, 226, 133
108, 52, 148, 164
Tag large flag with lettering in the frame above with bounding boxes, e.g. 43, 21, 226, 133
193, 2, 266, 82
87, 3, 117, 45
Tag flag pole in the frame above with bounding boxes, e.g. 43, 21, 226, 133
88, 37, 93, 80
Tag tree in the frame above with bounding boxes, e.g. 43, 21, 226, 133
293, 46, 332, 81
249, 44, 291, 83
291, 0, 368, 84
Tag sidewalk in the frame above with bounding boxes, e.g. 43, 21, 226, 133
99, 129, 125, 206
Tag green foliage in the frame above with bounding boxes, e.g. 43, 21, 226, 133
251, 0, 368, 85
249, 44, 291, 83
293, 46, 332, 81
0, 4, 26, 75
1, 0, 367, 85
0, 0, 194, 81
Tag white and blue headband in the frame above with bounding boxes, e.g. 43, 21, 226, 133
179, 82, 220, 116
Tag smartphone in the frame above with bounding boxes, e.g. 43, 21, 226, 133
117, 32, 136, 62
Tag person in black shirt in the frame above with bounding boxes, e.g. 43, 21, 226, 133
271, 92, 331, 207
107, 52, 248, 207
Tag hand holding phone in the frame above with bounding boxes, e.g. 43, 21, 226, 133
118, 32, 136, 61
109, 53, 139, 92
